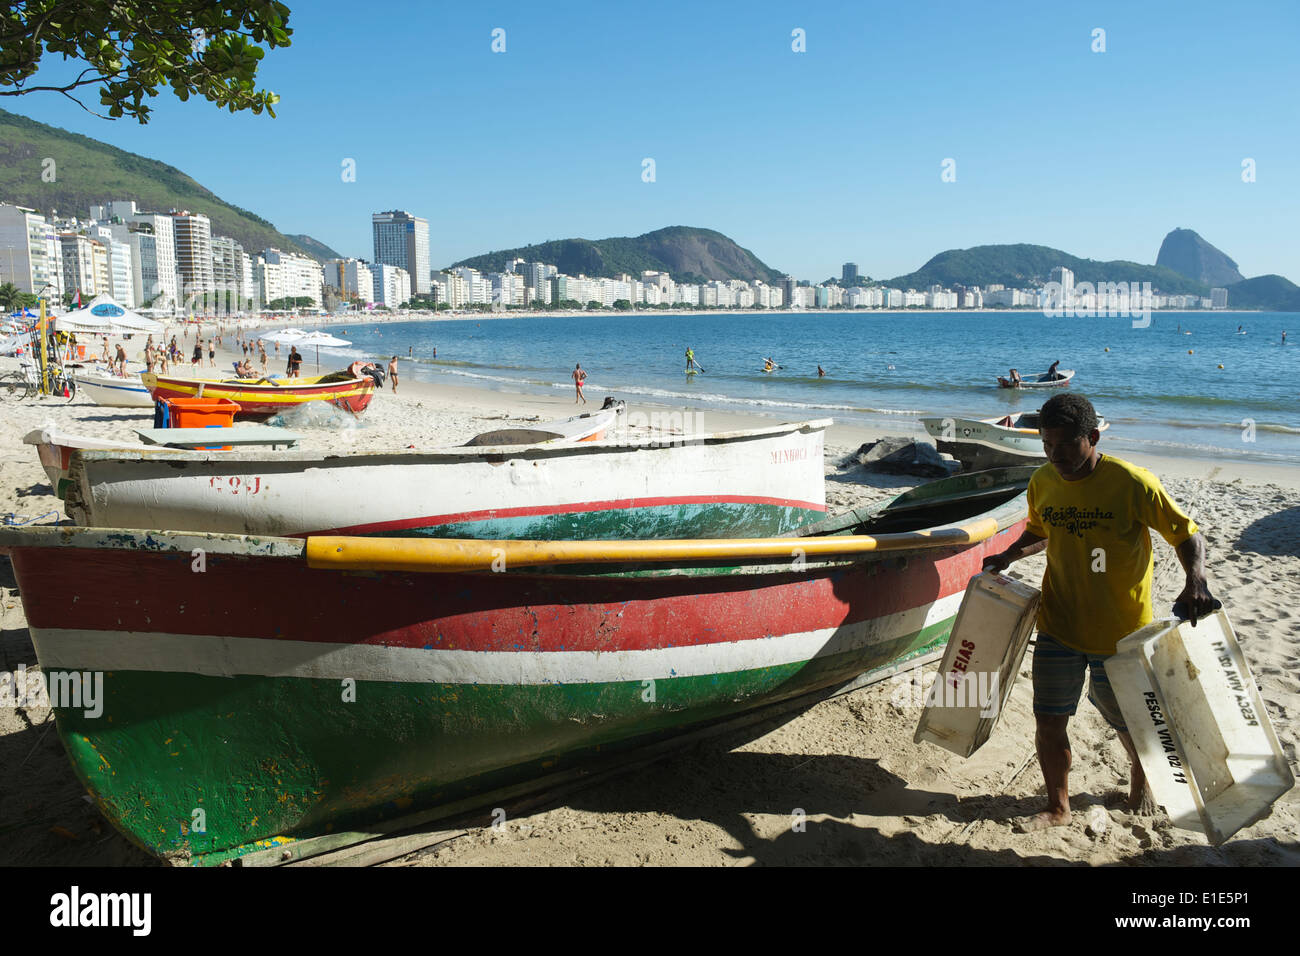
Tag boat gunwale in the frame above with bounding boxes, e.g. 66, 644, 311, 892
66, 417, 833, 465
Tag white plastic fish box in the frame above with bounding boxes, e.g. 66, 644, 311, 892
1105, 610, 1294, 845
914, 572, 1041, 757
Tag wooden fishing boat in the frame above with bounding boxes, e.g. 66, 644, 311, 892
995, 369, 1074, 389
72, 368, 154, 407
141, 368, 376, 420
0, 465, 1032, 865
61, 420, 829, 539
24, 427, 157, 499
920, 412, 1109, 471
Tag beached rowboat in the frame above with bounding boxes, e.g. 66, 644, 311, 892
73, 368, 154, 408
0, 465, 1032, 864
61, 420, 829, 539
920, 412, 1109, 471
141, 369, 376, 420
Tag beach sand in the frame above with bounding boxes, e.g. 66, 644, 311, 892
0, 331, 1296, 867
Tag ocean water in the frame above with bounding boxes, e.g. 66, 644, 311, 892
313, 310, 1300, 464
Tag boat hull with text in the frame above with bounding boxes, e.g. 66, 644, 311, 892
0, 466, 1032, 864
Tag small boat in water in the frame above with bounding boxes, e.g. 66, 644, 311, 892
141, 367, 377, 420
0, 465, 1032, 864
996, 369, 1074, 389
920, 412, 1109, 471
60, 419, 829, 539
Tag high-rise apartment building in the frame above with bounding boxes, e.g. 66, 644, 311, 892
0, 203, 60, 296
372, 210, 430, 294
842, 262, 858, 284
171, 211, 214, 303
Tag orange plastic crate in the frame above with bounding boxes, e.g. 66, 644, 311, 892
164, 397, 241, 429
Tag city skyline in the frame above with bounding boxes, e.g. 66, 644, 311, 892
3, 0, 1296, 284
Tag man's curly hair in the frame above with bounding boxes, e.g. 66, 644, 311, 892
1039, 393, 1099, 439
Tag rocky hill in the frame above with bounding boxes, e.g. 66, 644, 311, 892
1156, 228, 1245, 287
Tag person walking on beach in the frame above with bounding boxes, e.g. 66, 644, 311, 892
572, 363, 587, 404
388, 356, 399, 393
114, 343, 127, 377
191, 341, 202, 368
288, 346, 302, 379
982, 393, 1214, 830
208, 339, 215, 368
258, 342, 268, 374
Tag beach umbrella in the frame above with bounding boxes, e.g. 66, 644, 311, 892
261, 328, 351, 372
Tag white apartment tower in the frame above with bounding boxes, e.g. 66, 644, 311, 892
170, 210, 214, 303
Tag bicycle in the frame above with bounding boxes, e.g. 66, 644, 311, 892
0, 364, 37, 401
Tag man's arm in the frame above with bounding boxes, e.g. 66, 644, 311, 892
1173, 532, 1215, 626
981, 529, 1047, 574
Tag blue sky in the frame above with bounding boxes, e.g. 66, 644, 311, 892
8, 0, 1298, 282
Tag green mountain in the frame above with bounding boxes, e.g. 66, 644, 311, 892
886, 243, 1208, 295
450, 226, 782, 285
1156, 228, 1245, 287
1225, 275, 1300, 312
0, 108, 332, 261
286, 234, 344, 261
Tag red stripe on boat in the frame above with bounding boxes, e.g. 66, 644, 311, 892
11, 524, 1022, 654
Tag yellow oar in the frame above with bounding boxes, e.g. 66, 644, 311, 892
306, 518, 1001, 573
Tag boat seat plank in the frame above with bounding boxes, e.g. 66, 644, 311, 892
135, 426, 302, 449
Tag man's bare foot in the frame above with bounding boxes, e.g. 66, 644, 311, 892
1127, 785, 1159, 814
1013, 808, 1072, 832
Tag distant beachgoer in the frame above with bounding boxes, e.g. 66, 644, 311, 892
191, 342, 202, 367
242, 341, 249, 358
408, 346, 413, 358
144, 342, 156, 373
572, 363, 587, 404
288, 346, 302, 379
817, 365, 826, 377
1010, 368, 1022, 387
685, 347, 697, 370
1283, 331, 1288, 344
100, 337, 110, 363
432, 347, 436, 358
208, 339, 215, 368
274, 340, 280, 357
115, 344, 127, 376
388, 356, 399, 393
258, 344, 267, 373
763, 358, 775, 372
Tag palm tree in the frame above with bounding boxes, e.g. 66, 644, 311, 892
0, 282, 21, 312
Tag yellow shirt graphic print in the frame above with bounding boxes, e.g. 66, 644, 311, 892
1026, 455, 1198, 655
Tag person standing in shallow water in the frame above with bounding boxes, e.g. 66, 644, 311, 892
572, 363, 587, 403
982, 393, 1215, 831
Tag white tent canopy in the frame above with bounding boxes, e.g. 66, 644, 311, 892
54, 296, 165, 335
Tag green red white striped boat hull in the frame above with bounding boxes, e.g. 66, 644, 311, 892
63, 420, 830, 540
0, 466, 1031, 864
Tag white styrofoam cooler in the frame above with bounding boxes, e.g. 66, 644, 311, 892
1105, 609, 1294, 845
914, 572, 1042, 757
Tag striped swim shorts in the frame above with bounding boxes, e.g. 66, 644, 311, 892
1031, 632, 1127, 732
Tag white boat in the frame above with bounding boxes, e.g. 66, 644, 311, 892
59, 419, 830, 540
74, 368, 155, 407
920, 412, 1109, 471
24, 426, 160, 499
996, 369, 1074, 389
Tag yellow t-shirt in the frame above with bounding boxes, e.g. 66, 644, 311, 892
1026, 455, 1198, 655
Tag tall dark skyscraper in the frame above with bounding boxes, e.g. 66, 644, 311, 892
842, 262, 858, 284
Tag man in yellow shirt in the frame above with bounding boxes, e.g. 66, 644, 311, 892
983, 394, 1214, 829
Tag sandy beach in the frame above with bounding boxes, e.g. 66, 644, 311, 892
0, 328, 1296, 867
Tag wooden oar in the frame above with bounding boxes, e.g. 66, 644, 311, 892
305, 518, 1002, 574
